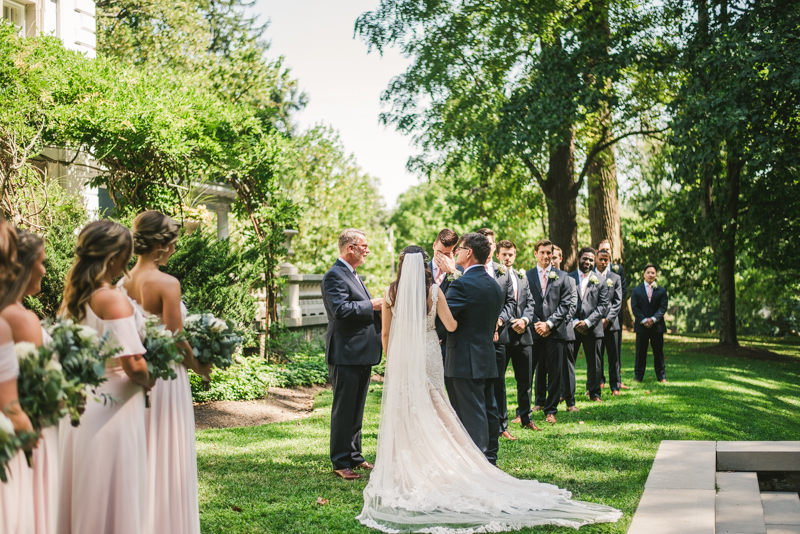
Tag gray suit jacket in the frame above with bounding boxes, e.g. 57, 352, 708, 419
525, 267, 577, 341
597, 269, 623, 332
569, 270, 611, 338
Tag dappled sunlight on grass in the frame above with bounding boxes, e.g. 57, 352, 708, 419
197, 334, 800, 533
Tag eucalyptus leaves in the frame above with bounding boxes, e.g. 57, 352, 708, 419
142, 317, 185, 407
184, 313, 245, 371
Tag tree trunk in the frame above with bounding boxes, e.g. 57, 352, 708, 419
543, 131, 578, 272
587, 140, 621, 257
717, 156, 742, 346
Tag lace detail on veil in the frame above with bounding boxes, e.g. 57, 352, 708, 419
357, 253, 622, 533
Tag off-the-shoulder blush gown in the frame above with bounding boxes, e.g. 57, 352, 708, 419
33, 326, 57, 534
0, 339, 35, 534
56, 293, 148, 534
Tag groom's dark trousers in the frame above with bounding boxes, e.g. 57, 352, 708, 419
322, 259, 382, 470
444, 267, 504, 464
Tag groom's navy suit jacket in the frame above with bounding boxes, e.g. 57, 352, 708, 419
525, 267, 577, 341
321, 259, 382, 366
568, 271, 610, 338
631, 283, 669, 334
444, 267, 504, 380
432, 261, 464, 354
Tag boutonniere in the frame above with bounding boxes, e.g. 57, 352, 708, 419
548, 271, 559, 280
446, 271, 462, 282
496, 265, 506, 276
606, 278, 614, 288
651, 282, 658, 289
612, 264, 620, 273
517, 269, 525, 279
589, 274, 600, 285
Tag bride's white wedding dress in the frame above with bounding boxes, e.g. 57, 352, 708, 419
357, 253, 621, 533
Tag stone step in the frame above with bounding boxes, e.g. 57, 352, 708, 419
717, 441, 800, 472
766, 527, 800, 534
715, 472, 767, 534
645, 440, 716, 490
762, 491, 800, 529
628, 488, 716, 534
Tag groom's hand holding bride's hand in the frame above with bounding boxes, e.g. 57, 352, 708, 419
534, 321, 551, 337
372, 298, 384, 310
434, 251, 456, 274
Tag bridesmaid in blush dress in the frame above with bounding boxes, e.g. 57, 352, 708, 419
0, 229, 57, 534
56, 220, 154, 534
121, 210, 210, 534
0, 219, 36, 534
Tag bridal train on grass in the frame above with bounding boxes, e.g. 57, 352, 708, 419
358, 252, 621, 533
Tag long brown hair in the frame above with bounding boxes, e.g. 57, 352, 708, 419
0, 228, 43, 312
60, 220, 133, 321
0, 219, 19, 308
387, 246, 432, 310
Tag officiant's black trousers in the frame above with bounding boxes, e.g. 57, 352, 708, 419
328, 363, 371, 470
445, 376, 499, 465
533, 339, 565, 416
497, 343, 534, 430
634, 332, 666, 381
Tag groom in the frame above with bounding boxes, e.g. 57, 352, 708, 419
444, 233, 505, 464
321, 229, 383, 480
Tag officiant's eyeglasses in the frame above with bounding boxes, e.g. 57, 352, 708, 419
456, 246, 470, 252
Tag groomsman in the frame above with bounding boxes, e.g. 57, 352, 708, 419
476, 228, 515, 444
595, 250, 624, 396
526, 239, 576, 424
566, 248, 610, 405
321, 229, 383, 480
551, 246, 563, 270
494, 240, 542, 433
631, 264, 669, 383
430, 228, 463, 360
596, 239, 627, 389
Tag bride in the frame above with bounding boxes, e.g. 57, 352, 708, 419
357, 246, 622, 533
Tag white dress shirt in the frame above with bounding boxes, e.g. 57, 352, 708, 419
573, 271, 593, 328
643, 281, 658, 323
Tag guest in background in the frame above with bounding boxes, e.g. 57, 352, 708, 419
594, 250, 624, 396
567, 248, 609, 405
475, 228, 514, 447
430, 229, 463, 360
57, 220, 153, 534
630, 264, 669, 383
495, 241, 541, 433
0, 229, 58, 534
551, 246, 563, 270
526, 240, 576, 424
121, 211, 211, 534
0, 219, 36, 534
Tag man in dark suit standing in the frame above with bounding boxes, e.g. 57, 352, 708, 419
597, 239, 628, 390
476, 228, 516, 442
321, 229, 383, 480
444, 233, 505, 464
526, 239, 577, 425
566, 247, 610, 405
429, 228, 463, 360
631, 263, 669, 383
595, 249, 624, 396
495, 240, 542, 433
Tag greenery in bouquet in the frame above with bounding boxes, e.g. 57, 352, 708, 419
143, 317, 185, 382
45, 319, 119, 426
0, 413, 21, 483
184, 313, 245, 371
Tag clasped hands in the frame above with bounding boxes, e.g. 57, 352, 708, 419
574, 320, 589, 335
643, 318, 655, 328
534, 321, 551, 337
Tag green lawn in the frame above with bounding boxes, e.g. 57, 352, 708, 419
196, 334, 800, 533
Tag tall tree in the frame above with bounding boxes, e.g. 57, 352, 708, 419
356, 0, 668, 270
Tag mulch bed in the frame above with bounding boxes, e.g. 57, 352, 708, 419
691, 344, 797, 363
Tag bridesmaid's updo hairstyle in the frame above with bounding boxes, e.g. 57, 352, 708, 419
0, 219, 19, 308
387, 245, 432, 310
60, 220, 133, 321
0, 229, 44, 311
132, 210, 180, 258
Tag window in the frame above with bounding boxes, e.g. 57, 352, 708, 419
2, 0, 26, 35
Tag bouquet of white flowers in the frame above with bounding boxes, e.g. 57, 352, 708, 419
183, 313, 244, 371
0, 412, 22, 482
45, 319, 119, 426
142, 317, 184, 407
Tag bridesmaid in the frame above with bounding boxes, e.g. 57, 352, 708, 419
56, 220, 153, 534
0, 219, 36, 534
0, 229, 57, 534
122, 210, 210, 534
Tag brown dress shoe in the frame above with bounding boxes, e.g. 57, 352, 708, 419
620, 383, 630, 389
500, 430, 518, 441
566, 406, 580, 412
659, 379, 668, 384
590, 397, 603, 403
511, 416, 522, 424
601, 382, 606, 389
612, 390, 620, 396
532, 405, 543, 412
333, 468, 361, 480
521, 422, 543, 431
356, 461, 374, 470
545, 414, 556, 424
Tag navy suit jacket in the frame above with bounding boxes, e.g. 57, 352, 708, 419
611, 262, 628, 299
498, 267, 535, 346
631, 283, 669, 334
321, 260, 382, 366
432, 261, 464, 348
444, 266, 504, 379
569, 271, 611, 338
525, 267, 577, 341
597, 269, 623, 332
